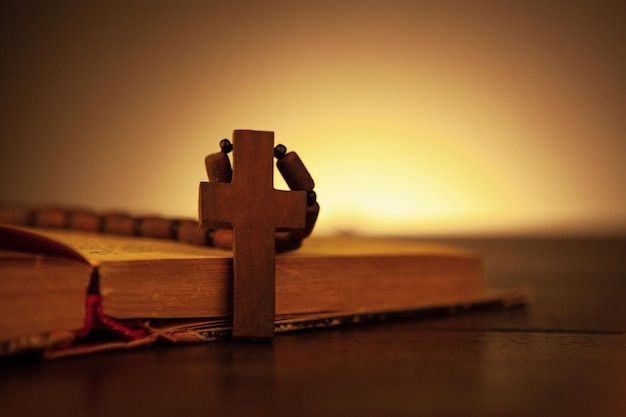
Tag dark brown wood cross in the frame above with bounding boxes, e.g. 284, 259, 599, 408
199, 130, 307, 339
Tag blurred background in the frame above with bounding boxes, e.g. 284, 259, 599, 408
0, 0, 624, 236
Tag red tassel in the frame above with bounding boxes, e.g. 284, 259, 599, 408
79, 294, 149, 341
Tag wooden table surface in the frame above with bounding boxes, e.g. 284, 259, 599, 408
1, 237, 625, 417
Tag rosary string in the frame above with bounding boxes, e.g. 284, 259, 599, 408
0, 140, 318, 253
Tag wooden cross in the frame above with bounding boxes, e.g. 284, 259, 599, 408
199, 130, 307, 340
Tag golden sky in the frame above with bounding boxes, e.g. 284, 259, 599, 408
0, 1, 624, 235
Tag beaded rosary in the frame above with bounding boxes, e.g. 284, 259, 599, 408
0, 137, 318, 253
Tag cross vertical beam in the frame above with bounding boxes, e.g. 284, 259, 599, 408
199, 130, 306, 339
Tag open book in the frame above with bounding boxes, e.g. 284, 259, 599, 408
0, 225, 529, 358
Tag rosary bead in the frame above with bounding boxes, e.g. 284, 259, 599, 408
277, 152, 315, 191
177, 220, 210, 245
307, 191, 317, 206
290, 202, 319, 241
205, 152, 233, 183
33, 207, 66, 228
220, 138, 233, 154
212, 229, 233, 250
66, 210, 101, 232
101, 213, 135, 235
275, 231, 302, 252
139, 217, 177, 239
274, 144, 287, 159
0, 204, 30, 226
